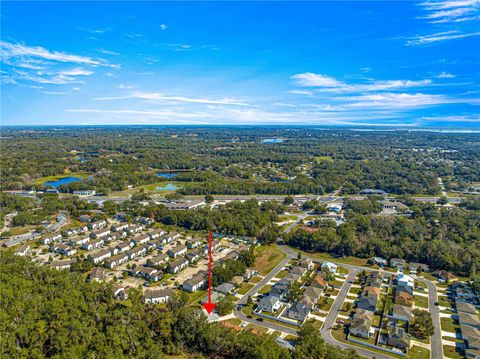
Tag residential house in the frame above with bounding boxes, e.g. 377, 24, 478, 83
105, 254, 128, 269
365, 272, 383, 288
281, 273, 301, 283
186, 249, 202, 264
90, 229, 111, 239
453, 282, 477, 302
243, 269, 259, 281
135, 216, 154, 226
215, 282, 235, 295
113, 284, 128, 301
128, 224, 143, 235
162, 232, 180, 244
270, 282, 289, 300
201, 291, 224, 305
116, 241, 133, 253
387, 325, 410, 350
391, 304, 413, 322
390, 258, 406, 270
286, 301, 311, 322
147, 253, 169, 267
126, 245, 148, 260
168, 245, 187, 258
409, 262, 429, 274
349, 309, 373, 339
460, 325, 480, 352
183, 273, 207, 292
50, 259, 75, 270
369, 257, 387, 267
312, 275, 328, 290
82, 238, 104, 251
303, 286, 323, 302
357, 294, 378, 312
87, 267, 106, 282
68, 235, 90, 247
231, 276, 244, 286
52, 243, 77, 256
459, 311, 480, 329
13, 244, 30, 257
223, 250, 240, 261
186, 238, 203, 249
148, 229, 165, 240
258, 295, 282, 313
131, 234, 150, 246
298, 295, 315, 310
79, 214, 91, 223
321, 262, 337, 274
299, 257, 314, 270
397, 273, 415, 288
291, 266, 308, 277
169, 258, 189, 274
434, 270, 457, 283
395, 291, 414, 308
143, 288, 173, 304
62, 226, 88, 237
88, 248, 112, 264
457, 301, 477, 315
88, 220, 107, 230
132, 266, 161, 281
41, 234, 62, 245
111, 223, 129, 232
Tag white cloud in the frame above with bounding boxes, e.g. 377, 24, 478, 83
160, 24, 168, 31
1, 41, 103, 66
292, 72, 432, 93
437, 71, 456, 78
418, 0, 480, 23
291, 72, 344, 87
420, 114, 480, 122
94, 92, 249, 106
406, 30, 480, 45
65, 108, 213, 119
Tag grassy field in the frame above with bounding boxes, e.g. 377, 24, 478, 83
414, 295, 429, 309
288, 247, 369, 267
249, 276, 262, 284
443, 345, 465, 359
185, 290, 206, 305
408, 346, 430, 359
252, 245, 287, 276
259, 284, 272, 294
317, 297, 334, 311
237, 283, 254, 295
441, 317, 460, 333
275, 270, 289, 279
225, 318, 242, 326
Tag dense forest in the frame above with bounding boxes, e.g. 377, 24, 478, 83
1, 127, 479, 195
286, 199, 480, 279
0, 252, 359, 359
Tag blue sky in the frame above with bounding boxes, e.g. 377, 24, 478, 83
1, 1, 479, 127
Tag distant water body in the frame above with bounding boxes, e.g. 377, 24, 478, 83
156, 172, 178, 179
44, 176, 81, 188
261, 138, 284, 144
156, 184, 178, 191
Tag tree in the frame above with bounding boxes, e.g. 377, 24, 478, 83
215, 295, 234, 316
438, 197, 449, 206
247, 296, 253, 305
257, 224, 281, 245
205, 194, 214, 204
283, 196, 294, 205
410, 309, 435, 339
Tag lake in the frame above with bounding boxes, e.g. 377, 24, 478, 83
156, 172, 178, 179
261, 138, 284, 144
156, 184, 179, 191
43, 176, 82, 188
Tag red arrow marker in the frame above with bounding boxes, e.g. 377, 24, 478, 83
202, 231, 216, 315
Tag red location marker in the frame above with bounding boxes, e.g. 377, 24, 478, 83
202, 231, 216, 315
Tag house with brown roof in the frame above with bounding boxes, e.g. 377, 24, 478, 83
312, 275, 328, 290
349, 309, 373, 339
395, 291, 414, 307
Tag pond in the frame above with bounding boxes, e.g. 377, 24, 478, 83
261, 138, 284, 144
156, 172, 178, 179
156, 184, 179, 191
43, 176, 82, 188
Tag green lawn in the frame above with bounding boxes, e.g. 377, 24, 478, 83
275, 270, 289, 279
408, 346, 430, 359
185, 290, 206, 305
249, 276, 262, 284
317, 297, 334, 311
441, 317, 460, 333
442, 336, 464, 344
259, 285, 272, 294
237, 283, 254, 295
252, 245, 287, 276
438, 296, 453, 308
414, 295, 429, 309
443, 345, 465, 359
225, 318, 242, 326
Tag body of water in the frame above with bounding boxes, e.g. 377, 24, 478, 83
261, 138, 284, 144
156, 184, 179, 191
156, 172, 178, 179
43, 176, 82, 188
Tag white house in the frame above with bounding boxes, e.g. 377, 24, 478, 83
148, 229, 165, 240
53, 244, 77, 256
69, 235, 90, 247
105, 254, 128, 269
50, 259, 75, 270
143, 289, 173, 304
397, 273, 415, 288
128, 224, 143, 235
90, 229, 111, 239
321, 262, 338, 274
168, 245, 187, 258
169, 258, 189, 274
88, 220, 107, 230
126, 245, 147, 260
116, 241, 133, 253
131, 234, 150, 246
88, 248, 112, 264
257, 295, 282, 313
41, 234, 62, 245
183, 274, 207, 292
82, 238, 104, 251
14, 244, 30, 256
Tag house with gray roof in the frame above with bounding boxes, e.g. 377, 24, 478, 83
257, 295, 282, 313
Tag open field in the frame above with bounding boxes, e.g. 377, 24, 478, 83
252, 245, 287, 276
